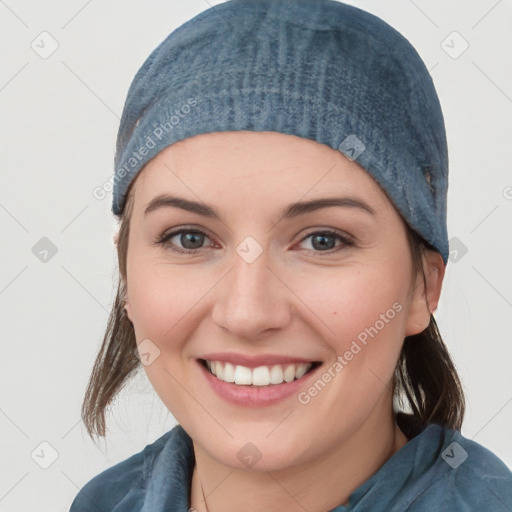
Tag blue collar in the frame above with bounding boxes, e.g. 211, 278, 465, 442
140, 423, 451, 511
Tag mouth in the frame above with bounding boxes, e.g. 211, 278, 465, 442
199, 359, 322, 387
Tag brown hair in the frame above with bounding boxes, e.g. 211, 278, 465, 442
394, 233, 465, 438
81, 188, 465, 439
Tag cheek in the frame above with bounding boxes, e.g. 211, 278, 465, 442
289, 268, 408, 432
127, 256, 212, 340
126, 260, 214, 421
292, 263, 409, 381
297, 263, 407, 335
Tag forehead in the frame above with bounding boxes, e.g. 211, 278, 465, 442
130, 131, 391, 213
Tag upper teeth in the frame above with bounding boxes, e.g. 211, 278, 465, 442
206, 360, 312, 386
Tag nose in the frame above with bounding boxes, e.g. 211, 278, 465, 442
210, 248, 292, 340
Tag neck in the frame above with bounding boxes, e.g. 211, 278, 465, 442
190, 401, 408, 512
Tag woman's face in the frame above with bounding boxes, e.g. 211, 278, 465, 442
124, 131, 437, 471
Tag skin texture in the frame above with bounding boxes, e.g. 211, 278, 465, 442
123, 131, 444, 512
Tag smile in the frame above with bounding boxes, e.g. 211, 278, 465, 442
200, 359, 320, 387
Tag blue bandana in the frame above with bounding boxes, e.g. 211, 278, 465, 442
113, 0, 449, 264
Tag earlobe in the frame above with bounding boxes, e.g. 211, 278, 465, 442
123, 299, 133, 322
405, 250, 445, 336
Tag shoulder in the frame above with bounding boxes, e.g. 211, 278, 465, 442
69, 426, 183, 512
446, 427, 512, 507
411, 424, 512, 511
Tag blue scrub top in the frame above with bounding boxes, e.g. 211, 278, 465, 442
70, 422, 512, 511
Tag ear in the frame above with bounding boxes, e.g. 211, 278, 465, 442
405, 250, 445, 336
123, 281, 134, 322
124, 298, 134, 322
113, 230, 119, 246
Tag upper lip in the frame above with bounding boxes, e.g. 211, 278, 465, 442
199, 352, 320, 368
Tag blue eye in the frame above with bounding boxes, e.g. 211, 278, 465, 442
299, 231, 354, 252
155, 228, 354, 255
156, 229, 211, 254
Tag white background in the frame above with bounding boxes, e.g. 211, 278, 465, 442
1, 0, 511, 510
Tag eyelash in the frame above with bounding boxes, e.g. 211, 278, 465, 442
155, 227, 355, 255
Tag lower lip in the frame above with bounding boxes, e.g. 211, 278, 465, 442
197, 360, 321, 407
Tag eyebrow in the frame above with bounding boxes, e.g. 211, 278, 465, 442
144, 194, 376, 220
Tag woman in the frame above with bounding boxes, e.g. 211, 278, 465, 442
70, 1, 512, 510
